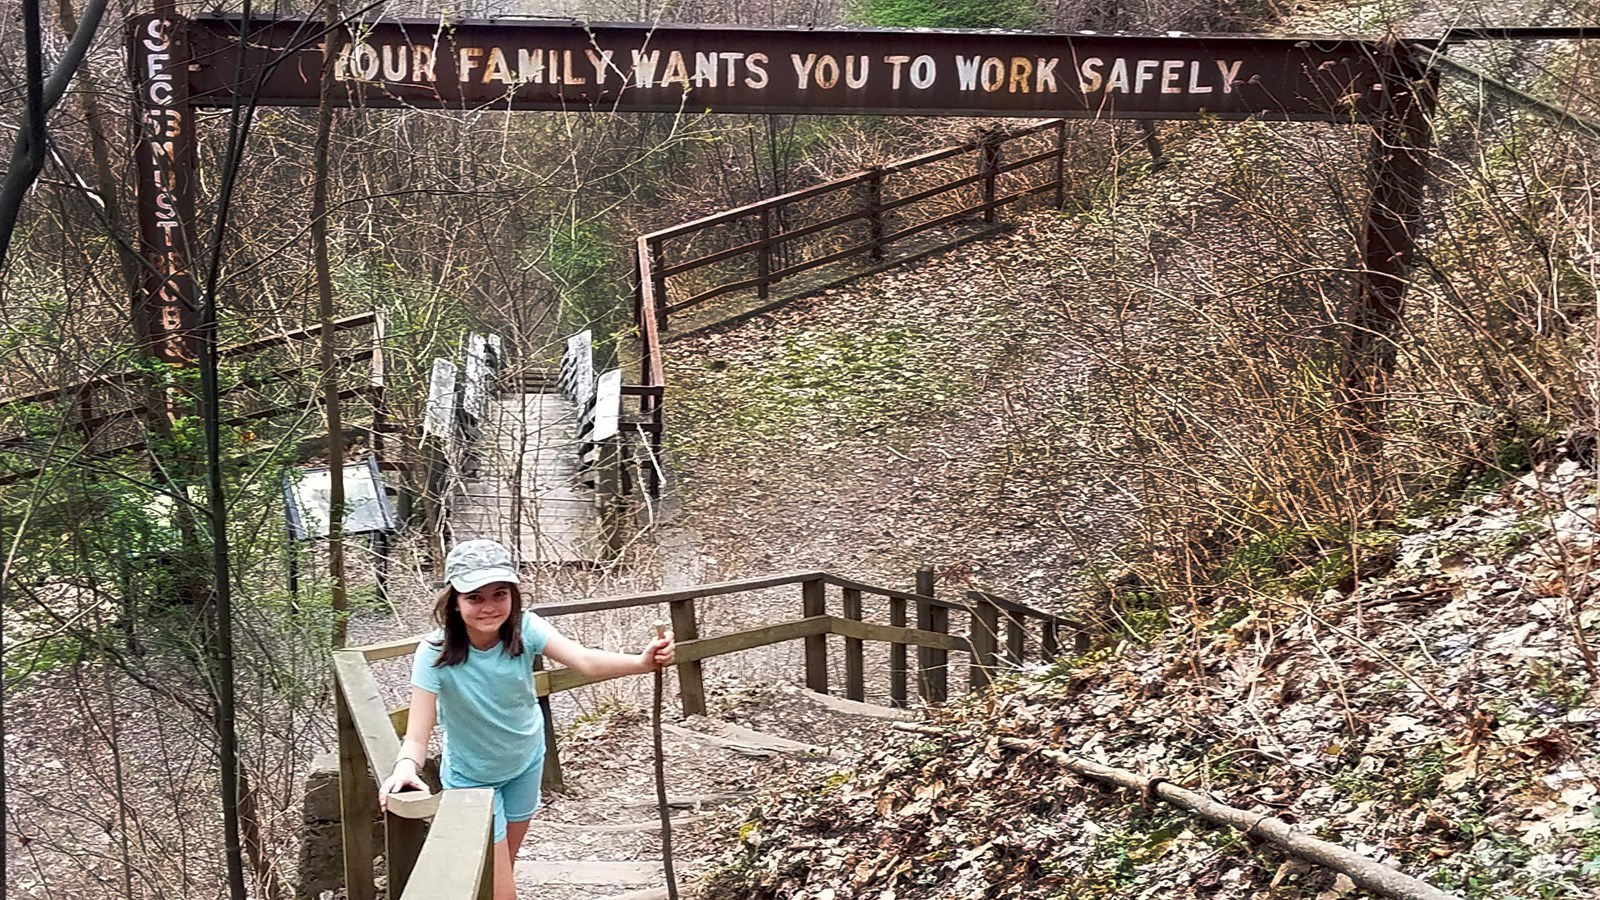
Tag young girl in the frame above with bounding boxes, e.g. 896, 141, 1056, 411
378, 539, 675, 900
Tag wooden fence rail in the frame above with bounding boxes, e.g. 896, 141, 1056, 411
332, 568, 1090, 899
627, 120, 1072, 497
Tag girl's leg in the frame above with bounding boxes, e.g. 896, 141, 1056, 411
507, 820, 532, 860
493, 837, 517, 900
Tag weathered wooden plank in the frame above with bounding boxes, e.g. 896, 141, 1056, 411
889, 591, 907, 709
915, 567, 947, 704
398, 789, 494, 900
670, 597, 707, 716
529, 571, 826, 618
970, 598, 1000, 691
842, 587, 864, 702
333, 651, 403, 778
803, 579, 828, 695
335, 668, 378, 900
537, 618, 833, 695
387, 813, 429, 898
361, 636, 423, 662
1005, 611, 1026, 666
828, 618, 973, 655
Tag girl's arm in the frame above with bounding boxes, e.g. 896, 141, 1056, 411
378, 686, 437, 809
542, 629, 675, 679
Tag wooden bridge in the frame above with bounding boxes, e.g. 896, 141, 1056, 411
331, 570, 1085, 900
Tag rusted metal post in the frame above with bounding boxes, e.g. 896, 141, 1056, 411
334, 681, 377, 900
1054, 120, 1067, 209
670, 597, 706, 716
1342, 41, 1436, 436
980, 131, 1001, 225
131, 12, 199, 365
842, 587, 864, 702
865, 167, 885, 262
969, 596, 1000, 691
802, 579, 828, 694
914, 566, 945, 704
888, 590, 908, 709
648, 238, 669, 333
757, 207, 772, 300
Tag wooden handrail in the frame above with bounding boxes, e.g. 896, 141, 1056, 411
337, 570, 1089, 899
398, 790, 494, 900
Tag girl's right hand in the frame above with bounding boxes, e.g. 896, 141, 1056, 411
379, 763, 428, 812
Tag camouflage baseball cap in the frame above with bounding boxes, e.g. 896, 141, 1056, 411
444, 539, 519, 593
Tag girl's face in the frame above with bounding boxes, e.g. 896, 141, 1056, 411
458, 582, 514, 638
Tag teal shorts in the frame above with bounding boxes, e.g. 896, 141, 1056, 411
440, 755, 543, 844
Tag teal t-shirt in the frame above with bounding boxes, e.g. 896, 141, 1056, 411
411, 611, 556, 784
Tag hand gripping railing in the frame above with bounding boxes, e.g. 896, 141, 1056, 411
331, 568, 1091, 898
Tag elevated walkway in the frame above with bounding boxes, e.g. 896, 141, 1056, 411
446, 380, 603, 565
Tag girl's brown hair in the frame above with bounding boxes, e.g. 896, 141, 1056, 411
428, 582, 526, 667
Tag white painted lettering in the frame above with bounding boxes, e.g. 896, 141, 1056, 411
1106, 58, 1130, 93
792, 53, 817, 89
694, 52, 719, 87
910, 55, 935, 89
845, 54, 868, 89
632, 49, 660, 87
1079, 57, 1104, 92
884, 55, 911, 90
1009, 57, 1032, 93
981, 57, 1004, 92
661, 51, 689, 87
484, 47, 513, 84
814, 54, 840, 89
1134, 59, 1158, 93
745, 53, 769, 89
1216, 59, 1242, 93
459, 47, 483, 83
956, 55, 981, 91
382, 45, 407, 81
414, 46, 436, 82
1036, 57, 1058, 92
563, 50, 586, 84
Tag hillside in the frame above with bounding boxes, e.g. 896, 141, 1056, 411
692, 438, 1600, 899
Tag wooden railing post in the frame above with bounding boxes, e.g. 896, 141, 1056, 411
914, 566, 946, 704
889, 589, 908, 709
648, 238, 669, 333
841, 587, 864, 702
1053, 120, 1067, 210
865, 167, 885, 262
386, 812, 428, 898
1041, 618, 1059, 660
969, 596, 1000, 691
335, 681, 377, 900
670, 597, 707, 716
533, 656, 565, 792
1005, 611, 1026, 667
802, 579, 828, 694
980, 131, 1002, 225
757, 208, 772, 300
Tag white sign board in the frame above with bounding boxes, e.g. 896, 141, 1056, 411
283, 456, 396, 540
560, 330, 594, 409
462, 333, 492, 423
591, 369, 622, 441
424, 359, 457, 438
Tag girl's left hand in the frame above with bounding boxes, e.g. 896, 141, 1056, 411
642, 633, 676, 670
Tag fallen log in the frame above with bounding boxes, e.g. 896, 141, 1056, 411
890, 722, 1458, 900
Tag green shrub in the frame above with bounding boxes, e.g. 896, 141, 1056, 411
851, 0, 1039, 30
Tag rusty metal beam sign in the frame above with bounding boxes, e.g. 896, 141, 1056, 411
176, 15, 1395, 122
131, 14, 200, 365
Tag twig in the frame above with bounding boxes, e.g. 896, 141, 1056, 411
888, 723, 1459, 900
